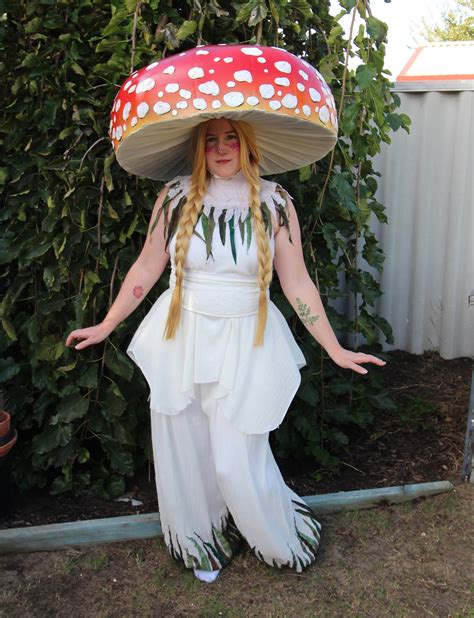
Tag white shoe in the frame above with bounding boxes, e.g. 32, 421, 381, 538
193, 568, 221, 583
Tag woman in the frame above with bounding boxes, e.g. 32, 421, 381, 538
66, 116, 385, 582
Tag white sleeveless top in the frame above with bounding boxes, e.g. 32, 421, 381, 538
126, 170, 306, 434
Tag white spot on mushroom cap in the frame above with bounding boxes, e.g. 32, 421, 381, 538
234, 70, 252, 83
209, 69, 215, 74
282, 94, 297, 109
199, 80, 220, 96
214, 57, 221, 62
302, 104, 311, 116
131, 117, 137, 127
212, 100, 222, 109
257, 57, 266, 63
227, 81, 236, 87
157, 91, 163, 97
277, 90, 282, 96
275, 77, 290, 86
269, 100, 281, 110
196, 49, 209, 55
112, 127, 116, 139
319, 105, 330, 123
163, 65, 175, 75
176, 101, 188, 110
223, 57, 233, 63
129, 84, 136, 94
131, 71, 139, 78
223, 92, 244, 107
146, 62, 159, 71
122, 101, 132, 120
136, 77, 155, 94
180, 89, 192, 100
299, 69, 309, 81
165, 83, 179, 93
172, 110, 178, 116
297, 83, 305, 92
115, 99, 121, 111
259, 84, 275, 99
309, 88, 321, 102
275, 61, 292, 74
137, 102, 149, 118
330, 113, 337, 127
193, 98, 207, 110
241, 47, 262, 56
122, 124, 127, 132
188, 67, 205, 79
153, 102, 171, 115
116, 126, 123, 140
264, 69, 269, 73
124, 80, 133, 91
113, 115, 116, 123
247, 96, 259, 106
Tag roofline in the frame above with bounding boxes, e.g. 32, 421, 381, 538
393, 80, 474, 92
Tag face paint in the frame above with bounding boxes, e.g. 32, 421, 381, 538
132, 285, 144, 299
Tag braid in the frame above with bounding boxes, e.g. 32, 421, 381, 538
249, 169, 273, 346
163, 175, 207, 340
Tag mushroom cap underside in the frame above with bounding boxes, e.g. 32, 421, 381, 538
116, 110, 337, 180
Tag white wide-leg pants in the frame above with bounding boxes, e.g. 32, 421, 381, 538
151, 383, 322, 573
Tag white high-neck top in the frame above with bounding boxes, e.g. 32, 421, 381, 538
167, 170, 286, 278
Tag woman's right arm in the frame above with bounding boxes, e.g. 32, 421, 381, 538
66, 185, 171, 350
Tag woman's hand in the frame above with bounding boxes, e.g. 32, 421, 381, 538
65, 321, 115, 351
328, 346, 387, 375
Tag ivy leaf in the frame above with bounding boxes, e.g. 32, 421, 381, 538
0, 357, 20, 382
177, 20, 197, 40
105, 348, 134, 382
37, 335, 65, 361
51, 393, 90, 424
355, 64, 377, 89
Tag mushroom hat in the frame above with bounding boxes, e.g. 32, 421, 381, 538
109, 43, 338, 181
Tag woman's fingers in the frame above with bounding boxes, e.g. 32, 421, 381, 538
332, 349, 387, 374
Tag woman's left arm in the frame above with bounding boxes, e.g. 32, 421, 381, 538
273, 196, 386, 375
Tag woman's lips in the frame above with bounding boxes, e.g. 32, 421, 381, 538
216, 159, 231, 163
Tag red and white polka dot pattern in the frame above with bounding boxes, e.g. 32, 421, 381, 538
110, 44, 338, 180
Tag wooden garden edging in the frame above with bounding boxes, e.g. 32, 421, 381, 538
0, 480, 453, 554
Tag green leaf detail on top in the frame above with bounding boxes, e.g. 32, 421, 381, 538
153, 180, 293, 264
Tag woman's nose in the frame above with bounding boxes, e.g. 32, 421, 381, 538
217, 139, 227, 153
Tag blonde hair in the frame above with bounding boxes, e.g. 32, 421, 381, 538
163, 118, 272, 346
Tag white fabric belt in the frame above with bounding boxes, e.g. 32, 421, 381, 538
169, 269, 267, 317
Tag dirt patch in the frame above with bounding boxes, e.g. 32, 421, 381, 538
0, 483, 472, 617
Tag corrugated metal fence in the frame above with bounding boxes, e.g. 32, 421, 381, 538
330, 88, 473, 360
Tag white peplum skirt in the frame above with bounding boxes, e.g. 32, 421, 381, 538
126, 268, 306, 434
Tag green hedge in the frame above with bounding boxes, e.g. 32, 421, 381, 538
0, 0, 409, 497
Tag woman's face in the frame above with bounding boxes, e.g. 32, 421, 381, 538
204, 118, 241, 178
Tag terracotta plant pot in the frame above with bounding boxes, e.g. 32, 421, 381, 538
0, 410, 17, 458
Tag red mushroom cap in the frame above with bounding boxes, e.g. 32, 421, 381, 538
109, 44, 338, 180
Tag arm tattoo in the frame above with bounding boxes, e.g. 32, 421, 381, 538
296, 297, 319, 327
132, 285, 144, 299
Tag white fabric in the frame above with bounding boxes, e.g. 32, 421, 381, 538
193, 568, 221, 583
127, 170, 306, 434
151, 383, 322, 572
